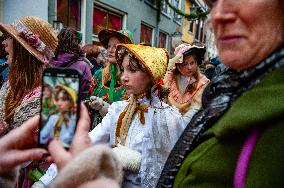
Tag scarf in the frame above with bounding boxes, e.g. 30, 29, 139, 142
109, 63, 118, 102
54, 113, 69, 138
157, 46, 284, 187
115, 94, 148, 146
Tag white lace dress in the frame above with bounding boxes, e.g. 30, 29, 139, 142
89, 93, 193, 188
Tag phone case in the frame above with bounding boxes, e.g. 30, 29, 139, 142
39, 68, 82, 148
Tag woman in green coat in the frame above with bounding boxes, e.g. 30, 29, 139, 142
158, 0, 284, 187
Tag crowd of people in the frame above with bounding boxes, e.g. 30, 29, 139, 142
0, 0, 283, 187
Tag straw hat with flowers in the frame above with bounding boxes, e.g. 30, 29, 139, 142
0, 16, 58, 63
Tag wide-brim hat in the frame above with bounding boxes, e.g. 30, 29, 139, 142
116, 44, 169, 83
171, 43, 206, 65
98, 29, 133, 48
0, 16, 58, 63
55, 84, 77, 105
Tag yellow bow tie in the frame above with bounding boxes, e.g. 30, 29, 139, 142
135, 104, 148, 125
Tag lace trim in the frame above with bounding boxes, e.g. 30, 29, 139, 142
0, 83, 41, 133
167, 71, 209, 104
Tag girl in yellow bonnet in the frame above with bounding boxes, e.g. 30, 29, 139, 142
88, 44, 194, 188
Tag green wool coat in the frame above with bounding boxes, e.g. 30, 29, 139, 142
174, 66, 284, 188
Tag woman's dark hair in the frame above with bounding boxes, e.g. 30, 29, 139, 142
54, 27, 83, 59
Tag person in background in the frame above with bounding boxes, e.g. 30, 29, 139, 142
164, 43, 209, 115
96, 47, 108, 68
50, 27, 92, 99
203, 56, 220, 80
41, 84, 56, 124
0, 16, 58, 187
86, 29, 133, 128
82, 44, 106, 75
158, 0, 284, 187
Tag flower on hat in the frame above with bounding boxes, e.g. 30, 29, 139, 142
27, 34, 40, 47
20, 30, 40, 47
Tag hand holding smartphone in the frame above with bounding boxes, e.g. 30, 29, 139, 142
39, 68, 82, 148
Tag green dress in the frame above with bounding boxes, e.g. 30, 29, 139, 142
86, 67, 125, 129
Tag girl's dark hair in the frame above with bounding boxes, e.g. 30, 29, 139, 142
183, 49, 204, 65
5, 39, 44, 124
55, 27, 83, 59
117, 48, 147, 72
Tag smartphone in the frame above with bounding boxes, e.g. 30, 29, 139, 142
39, 68, 82, 148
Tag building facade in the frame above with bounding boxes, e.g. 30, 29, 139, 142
0, 0, 186, 54
0, 0, 217, 58
0, 0, 49, 23
90, 0, 186, 54
182, 0, 207, 45
181, 0, 217, 60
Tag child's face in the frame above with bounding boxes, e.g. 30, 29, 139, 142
120, 54, 152, 96
107, 37, 120, 64
43, 87, 52, 98
55, 91, 71, 113
177, 55, 198, 77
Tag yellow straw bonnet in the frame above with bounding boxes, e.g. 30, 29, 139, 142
55, 84, 77, 105
116, 44, 169, 83
0, 16, 58, 63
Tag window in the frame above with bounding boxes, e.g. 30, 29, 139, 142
162, 1, 170, 15
57, 0, 81, 30
93, 6, 122, 35
189, 20, 194, 33
173, 0, 182, 22
195, 20, 200, 40
159, 31, 167, 48
140, 23, 153, 45
199, 20, 204, 42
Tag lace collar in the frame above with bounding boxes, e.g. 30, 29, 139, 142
167, 71, 209, 104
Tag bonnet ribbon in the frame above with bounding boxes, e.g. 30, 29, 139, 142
109, 63, 118, 102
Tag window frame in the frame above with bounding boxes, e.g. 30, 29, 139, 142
158, 30, 168, 49
140, 22, 154, 46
